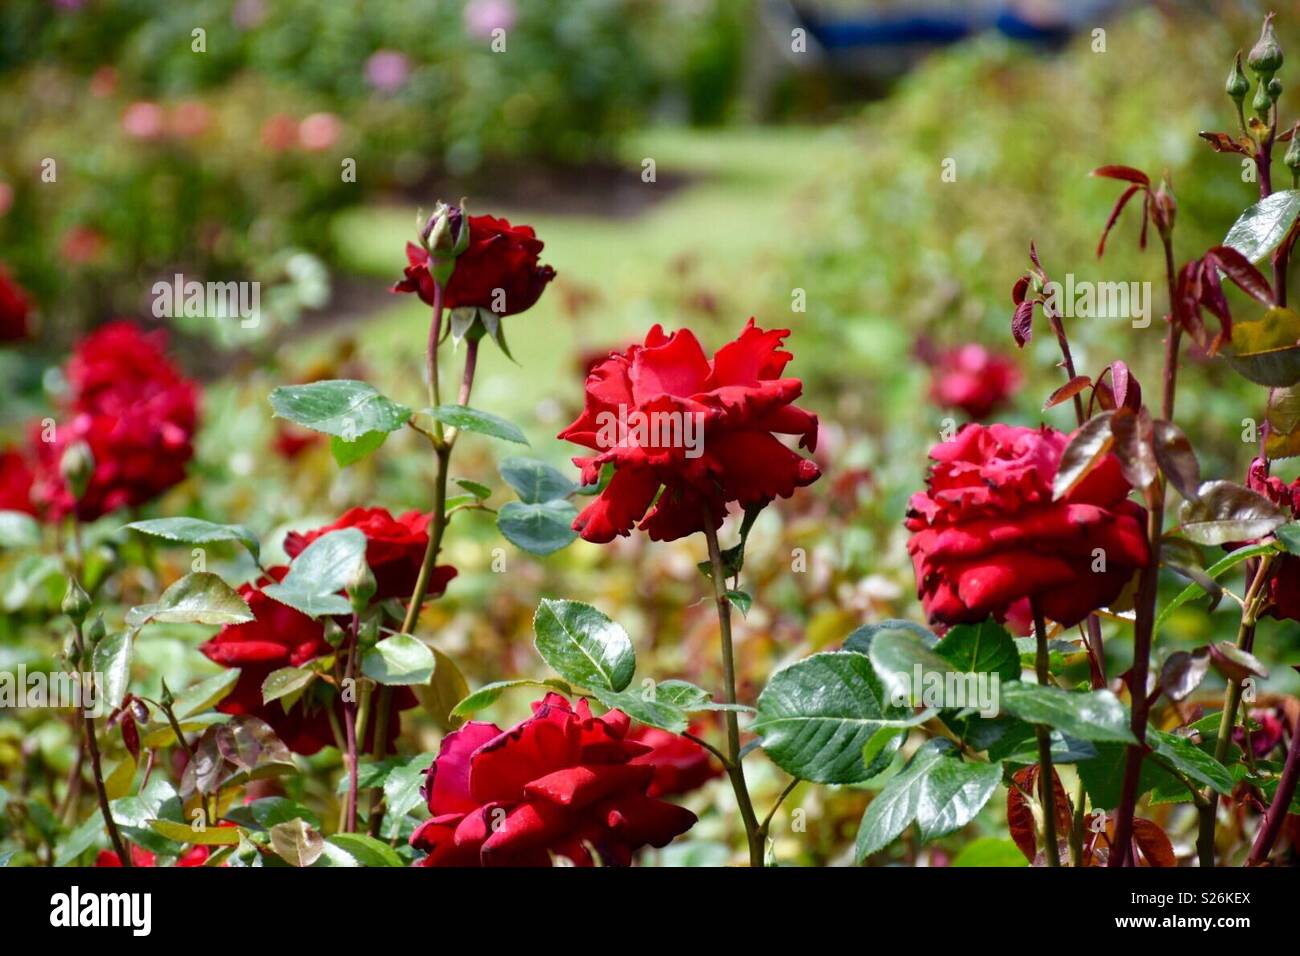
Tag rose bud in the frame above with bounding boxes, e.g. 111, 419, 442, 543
1247, 13, 1283, 77
1227, 51, 1250, 103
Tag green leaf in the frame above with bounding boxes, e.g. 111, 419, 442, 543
231, 797, 321, 831
270, 379, 411, 438
590, 687, 688, 733
126, 571, 254, 628
843, 619, 936, 656
92, 631, 133, 710
429, 404, 527, 444
361, 634, 436, 686
755, 651, 911, 784
854, 739, 952, 861
329, 430, 388, 467
384, 752, 437, 818
497, 500, 578, 555
451, 678, 574, 717
453, 478, 492, 500
414, 647, 470, 732
269, 818, 325, 867
140, 712, 229, 749
935, 619, 1021, 682
652, 680, 712, 710
952, 837, 1029, 867
999, 682, 1136, 743
1156, 542, 1279, 630
1276, 521, 1300, 554
125, 517, 260, 562
1223, 188, 1300, 262
915, 754, 1003, 841
172, 669, 242, 719
1147, 728, 1235, 795
264, 527, 367, 617
149, 819, 242, 845
261, 666, 317, 707
0, 510, 40, 548
867, 627, 961, 706
533, 598, 635, 692
725, 590, 752, 616
55, 813, 106, 866
327, 833, 404, 867
499, 456, 577, 502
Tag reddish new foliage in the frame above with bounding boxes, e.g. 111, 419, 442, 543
283, 507, 456, 604
30, 321, 199, 521
410, 694, 697, 866
394, 214, 555, 316
927, 344, 1022, 419
559, 320, 821, 543
906, 423, 1149, 627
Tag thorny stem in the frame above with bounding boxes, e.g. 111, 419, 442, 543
702, 518, 765, 867
1195, 555, 1273, 866
343, 614, 361, 833
1031, 600, 1061, 867
74, 621, 130, 866
1247, 697, 1300, 865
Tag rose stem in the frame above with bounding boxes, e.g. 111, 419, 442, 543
73, 619, 130, 866
1030, 599, 1061, 867
1109, 217, 1183, 866
1246, 694, 1300, 865
702, 517, 765, 867
342, 613, 362, 833
1194, 555, 1273, 865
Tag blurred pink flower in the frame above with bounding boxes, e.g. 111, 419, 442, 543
365, 50, 411, 93
122, 102, 165, 140
61, 227, 106, 264
0, 183, 13, 218
299, 113, 342, 151
260, 113, 299, 152
169, 101, 211, 139
464, 0, 516, 39
232, 0, 267, 29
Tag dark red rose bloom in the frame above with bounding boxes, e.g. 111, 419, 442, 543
96, 845, 213, 867
558, 320, 821, 543
628, 723, 722, 798
1246, 457, 1300, 622
283, 506, 456, 604
906, 423, 1150, 628
393, 214, 555, 316
928, 344, 1022, 419
0, 264, 31, 342
1235, 708, 1285, 758
31, 321, 199, 521
411, 693, 696, 867
0, 447, 35, 514
272, 423, 321, 460
198, 568, 412, 756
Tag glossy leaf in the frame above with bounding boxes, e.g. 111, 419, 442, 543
361, 634, 436, 686
126, 572, 253, 628
429, 404, 528, 444
1052, 412, 1114, 500
1222, 189, 1300, 262
533, 598, 635, 692
125, 517, 261, 562
498, 456, 577, 503
497, 500, 578, 555
998, 682, 1136, 743
1179, 480, 1286, 545
270, 379, 411, 438
264, 528, 367, 617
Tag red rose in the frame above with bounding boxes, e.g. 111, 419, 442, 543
628, 723, 722, 798
906, 423, 1149, 627
558, 320, 821, 543
31, 321, 198, 521
198, 569, 412, 756
96, 845, 213, 867
410, 693, 696, 867
0, 447, 35, 514
283, 506, 456, 604
1245, 457, 1300, 621
393, 214, 555, 316
0, 264, 30, 342
928, 344, 1022, 419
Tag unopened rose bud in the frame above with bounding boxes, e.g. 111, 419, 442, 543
1285, 127, 1300, 181
346, 562, 377, 611
1247, 13, 1283, 77
85, 613, 107, 648
59, 440, 94, 501
1151, 180, 1177, 237
1253, 81, 1273, 120
62, 577, 91, 625
1227, 51, 1250, 102
159, 677, 174, 709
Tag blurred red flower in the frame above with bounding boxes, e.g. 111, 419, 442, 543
0, 264, 30, 341
559, 320, 820, 542
394, 214, 555, 316
906, 423, 1149, 627
411, 693, 696, 866
0, 448, 35, 514
31, 321, 198, 521
928, 343, 1022, 419
1245, 457, 1300, 622
96, 845, 213, 867
283, 506, 456, 604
